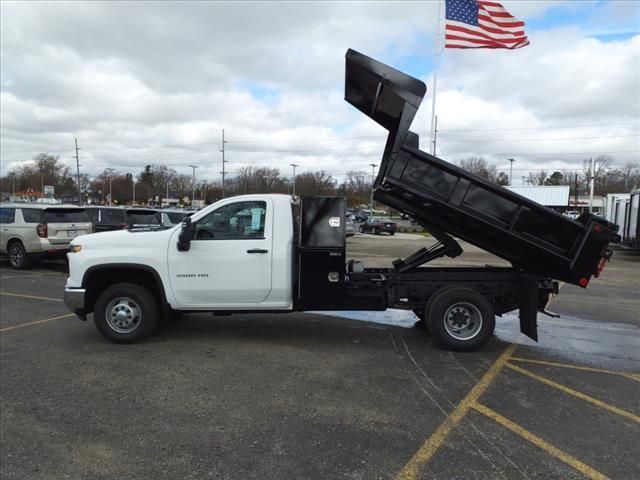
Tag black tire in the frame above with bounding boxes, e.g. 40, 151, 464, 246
389, 231, 395, 236
359, 225, 364, 233
8, 241, 31, 270
427, 287, 495, 351
374, 228, 379, 235
94, 283, 159, 343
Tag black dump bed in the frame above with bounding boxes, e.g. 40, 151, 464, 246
344, 49, 618, 287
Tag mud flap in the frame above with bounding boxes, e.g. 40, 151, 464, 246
519, 276, 538, 341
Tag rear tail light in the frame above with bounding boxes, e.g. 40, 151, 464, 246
121, 223, 129, 229
36, 223, 48, 238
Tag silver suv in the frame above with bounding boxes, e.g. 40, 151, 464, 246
0, 204, 92, 269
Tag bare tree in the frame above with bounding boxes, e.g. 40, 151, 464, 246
527, 170, 548, 186
582, 155, 613, 195
294, 171, 336, 196
457, 157, 501, 183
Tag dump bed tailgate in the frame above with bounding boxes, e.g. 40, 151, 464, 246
344, 49, 618, 287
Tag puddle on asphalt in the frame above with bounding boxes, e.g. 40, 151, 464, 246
314, 309, 640, 371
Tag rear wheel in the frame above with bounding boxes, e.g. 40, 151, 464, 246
427, 287, 495, 351
359, 225, 364, 233
94, 283, 159, 343
8, 241, 31, 270
374, 228, 379, 235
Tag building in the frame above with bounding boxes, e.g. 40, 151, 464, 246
505, 186, 570, 212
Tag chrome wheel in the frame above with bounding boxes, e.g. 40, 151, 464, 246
443, 302, 483, 341
105, 297, 142, 334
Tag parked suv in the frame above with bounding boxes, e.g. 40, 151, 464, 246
0, 204, 92, 269
85, 206, 128, 232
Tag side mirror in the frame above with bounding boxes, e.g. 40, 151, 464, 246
177, 217, 194, 251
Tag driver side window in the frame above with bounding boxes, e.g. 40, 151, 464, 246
194, 201, 266, 240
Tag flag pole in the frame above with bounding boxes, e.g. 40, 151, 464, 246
429, 0, 443, 156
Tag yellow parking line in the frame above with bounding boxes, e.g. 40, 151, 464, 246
473, 403, 609, 480
511, 357, 640, 382
0, 313, 75, 332
507, 363, 640, 423
394, 343, 517, 480
0, 292, 62, 302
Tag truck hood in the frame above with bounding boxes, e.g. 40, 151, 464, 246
72, 227, 175, 247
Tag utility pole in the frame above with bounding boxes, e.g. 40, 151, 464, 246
105, 168, 115, 205
11, 173, 15, 198
432, 115, 438, 156
131, 174, 136, 205
369, 163, 377, 211
574, 171, 579, 211
189, 165, 199, 206
508, 158, 515, 186
589, 156, 595, 213
290, 164, 299, 197
220, 129, 228, 198
74, 138, 82, 204
521, 175, 526, 186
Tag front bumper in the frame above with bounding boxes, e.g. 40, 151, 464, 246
64, 287, 87, 320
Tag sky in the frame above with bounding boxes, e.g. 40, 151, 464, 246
1, 0, 639, 186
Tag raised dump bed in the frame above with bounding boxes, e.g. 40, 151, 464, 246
344, 49, 618, 287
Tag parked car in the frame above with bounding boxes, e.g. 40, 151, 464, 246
125, 208, 162, 230
85, 206, 128, 232
359, 217, 397, 235
352, 210, 369, 222
161, 209, 191, 226
0, 203, 92, 269
345, 216, 355, 237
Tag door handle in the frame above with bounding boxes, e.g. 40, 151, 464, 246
247, 248, 269, 254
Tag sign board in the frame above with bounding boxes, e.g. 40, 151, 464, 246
44, 185, 54, 197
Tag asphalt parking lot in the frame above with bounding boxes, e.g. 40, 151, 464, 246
1, 234, 639, 480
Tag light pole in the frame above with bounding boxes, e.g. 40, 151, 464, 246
131, 175, 136, 205
369, 163, 377, 211
220, 129, 228, 198
105, 168, 115, 205
290, 163, 299, 197
508, 158, 515, 186
189, 165, 199, 206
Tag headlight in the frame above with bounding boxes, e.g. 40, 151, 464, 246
69, 245, 82, 253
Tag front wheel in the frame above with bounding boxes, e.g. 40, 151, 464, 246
94, 283, 159, 343
427, 287, 495, 351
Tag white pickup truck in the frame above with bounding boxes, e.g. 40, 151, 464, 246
63, 50, 617, 351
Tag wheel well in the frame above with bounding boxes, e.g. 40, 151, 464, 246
6, 238, 23, 251
84, 267, 166, 315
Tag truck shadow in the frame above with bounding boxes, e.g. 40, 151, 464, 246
152, 312, 510, 356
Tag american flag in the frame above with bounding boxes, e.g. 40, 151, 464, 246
445, 0, 529, 49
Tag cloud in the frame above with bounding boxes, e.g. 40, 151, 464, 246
1, 1, 638, 183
